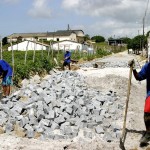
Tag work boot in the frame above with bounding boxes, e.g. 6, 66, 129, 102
140, 132, 150, 144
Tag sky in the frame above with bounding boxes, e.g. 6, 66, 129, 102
0, 0, 150, 39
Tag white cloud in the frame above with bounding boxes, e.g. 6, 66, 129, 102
62, 0, 145, 22
62, 0, 150, 38
28, 0, 52, 18
88, 19, 147, 38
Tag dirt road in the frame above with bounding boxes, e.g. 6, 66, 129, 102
0, 51, 148, 150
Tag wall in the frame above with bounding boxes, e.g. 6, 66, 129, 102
47, 33, 77, 42
52, 41, 82, 51
8, 41, 48, 51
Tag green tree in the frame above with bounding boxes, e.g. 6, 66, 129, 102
2, 37, 8, 45
84, 34, 90, 41
91, 35, 105, 43
127, 35, 147, 54
146, 31, 150, 37
121, 37, 131, 44
108, 37, 113, 40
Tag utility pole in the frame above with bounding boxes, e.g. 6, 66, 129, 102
0, 36, 2, 59
142, 17, 145, 56
142, 0, 149, 57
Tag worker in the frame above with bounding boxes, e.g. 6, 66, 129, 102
63, 50, 71, 70
129, 59, 150, 146
0, 60, 13, 97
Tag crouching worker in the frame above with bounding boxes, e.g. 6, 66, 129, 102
129, 59, 150, 146
0, 60, 13, 97
63, 50, 71, 70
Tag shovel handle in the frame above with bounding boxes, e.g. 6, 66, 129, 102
121, 65, 133, 141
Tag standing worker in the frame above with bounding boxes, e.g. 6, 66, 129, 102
63, 50, 71, 70
129, 59, 150, 146
0, 60, 13, 97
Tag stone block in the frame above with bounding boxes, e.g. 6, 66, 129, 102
68, 95, 75, 101
87, 123, 97, 129
109, 107, 117, 114
43, 96, 51, 104
63, 126, 72, 135
86, 104, 94, 111
0, 118, 8, 126
83, 130, 93, 139
29, 116, 38, 125
34, 126, 44, 133
72, 103, 79, 112
78, 99, 85, 106
37, 101, 44, 110
12, 104, 23, 114
5, 122, 14, 133
54, 116, 65, 124
62, 112, 70, 120
9, 118, 16, 124
39, 119, 50, 127
64, 98, 72, 104
45, 110, 55, 119
80, 115, 87, 123
47, 133, 54, 139
95, 125, 104, 134
28, 108, 35, 118
60, 122, 70, 130
1, 98, 9, 104
51, 122, 59, 130
7, 101, 14, 109
92, 101, 101, 109
1, 105, 9, 113
103, 120, 111, 128
103, 132, 113, 142
95, 116, 103, 124
100, 109, 107, 116
93, 109, 100, 116
19, 117, 29, 127
0, 111, 7, 118
36, 110, 45, 120
24, 124, 34, 138
36, 87, 44, 94
65, 107, 73, 115
54, 134, 66, 140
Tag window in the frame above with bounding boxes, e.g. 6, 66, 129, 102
57, 38, 59, 41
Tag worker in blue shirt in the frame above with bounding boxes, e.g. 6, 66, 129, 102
63, 50, 71, 70
129, 59, 150, 145
0, 60, 13, 97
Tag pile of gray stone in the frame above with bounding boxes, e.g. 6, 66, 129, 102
0, 71, 123, 142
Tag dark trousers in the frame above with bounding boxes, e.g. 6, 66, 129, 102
144, 112, 150, 132
63, 62, 71, 70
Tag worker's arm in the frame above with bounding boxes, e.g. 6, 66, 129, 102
64, 52, 71, 60
133, 69, 141, 81
128, 59, 141, 81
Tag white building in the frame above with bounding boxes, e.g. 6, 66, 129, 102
7, 30, 85, 43
8, 40, 49, 51
52, 40, 93, 51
